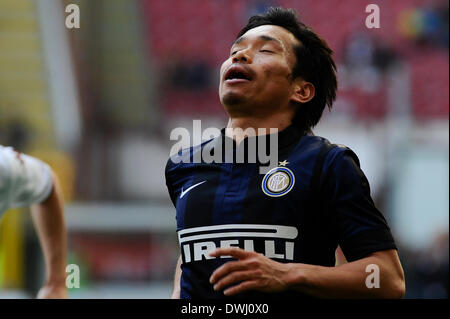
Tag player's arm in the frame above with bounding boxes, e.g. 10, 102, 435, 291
165, 160, 182, 299
4, 149, 68, 298
209, 247, 405, 298
210, 150, 405, 298
171, 255, 182, 299
31, 170, 68, 299
286, 248, 405, 298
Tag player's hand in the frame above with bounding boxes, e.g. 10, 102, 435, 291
209, 247, 292, 296
36, 282, 68, 299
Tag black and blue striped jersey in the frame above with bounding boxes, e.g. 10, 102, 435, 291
165, 125, 397, 299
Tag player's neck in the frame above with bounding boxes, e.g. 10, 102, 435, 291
225, 115, 292, 145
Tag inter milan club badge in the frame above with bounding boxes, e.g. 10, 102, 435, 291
261, 161, 295, 197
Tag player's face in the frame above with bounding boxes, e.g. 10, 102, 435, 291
219, 25, 300, 115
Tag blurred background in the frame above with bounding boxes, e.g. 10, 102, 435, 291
0, 0, 448, 298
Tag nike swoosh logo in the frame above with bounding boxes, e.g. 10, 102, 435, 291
180, 180, 206, 199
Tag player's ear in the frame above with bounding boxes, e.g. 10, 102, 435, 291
290, 78, 315, 104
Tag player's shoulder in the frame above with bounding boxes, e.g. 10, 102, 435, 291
0, 145, 16, 175
300, 134, 360, 167
0, 144, 15, 161
0, 145, 16, 192
165, 135, 219, 173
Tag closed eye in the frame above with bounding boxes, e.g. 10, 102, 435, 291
260, 50, 274, 53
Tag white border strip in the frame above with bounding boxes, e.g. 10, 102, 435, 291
178, 224, 298, 244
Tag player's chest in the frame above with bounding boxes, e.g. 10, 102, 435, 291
174, 162, 314, 228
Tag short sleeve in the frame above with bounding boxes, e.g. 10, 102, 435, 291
1, 147, 53, 210
323, 147, 397, 262
165, 158, 177, 208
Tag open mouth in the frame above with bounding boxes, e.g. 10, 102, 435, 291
224, 65, 253, 82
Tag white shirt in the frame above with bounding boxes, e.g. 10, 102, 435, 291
0, 145, 53, 218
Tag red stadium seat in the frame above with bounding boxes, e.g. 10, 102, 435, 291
140, 0, 448, 119
409, 50, 449, 120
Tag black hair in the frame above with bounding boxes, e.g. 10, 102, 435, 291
237, 7, 337, 133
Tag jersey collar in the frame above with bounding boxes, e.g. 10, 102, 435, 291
219, 124, 305, 150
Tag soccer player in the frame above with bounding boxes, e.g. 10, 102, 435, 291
0, 145, 67, 298
165, 7, 405, 299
